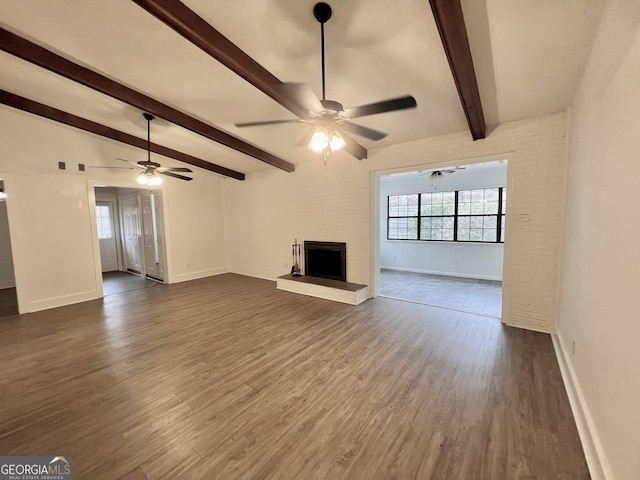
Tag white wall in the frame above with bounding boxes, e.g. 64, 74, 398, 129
557, 2, 640, 479
379, 162, 506, 280
0, 181, 16, 288
224, 112, 567, 333
0, 107, 228, 313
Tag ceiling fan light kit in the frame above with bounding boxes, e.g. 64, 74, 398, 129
308, 126, 345, 154
234, 2, 417, 160
136, 170, 163, 186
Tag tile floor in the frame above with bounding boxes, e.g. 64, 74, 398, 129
379, 269, 502, 318
102, 271, 161, 296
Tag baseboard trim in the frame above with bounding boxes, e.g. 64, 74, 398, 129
380, 266, 502, 281
171, 267, 228, 283
552, 333, 612, 480
504, 322, 553, 334
25, 289, 100, 313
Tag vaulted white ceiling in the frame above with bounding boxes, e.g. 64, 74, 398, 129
0, 0, 605, 176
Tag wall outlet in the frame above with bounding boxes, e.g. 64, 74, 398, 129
572, 339, 576, 356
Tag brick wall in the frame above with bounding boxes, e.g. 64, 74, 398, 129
224, 112, 567, 333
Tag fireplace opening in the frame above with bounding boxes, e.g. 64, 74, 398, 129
304, 241, 346, 282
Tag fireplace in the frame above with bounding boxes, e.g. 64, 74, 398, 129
304, 241, 347, 282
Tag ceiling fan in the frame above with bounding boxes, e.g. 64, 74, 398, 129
420, 166, 466, 180
234, 2, 417, 156
92, 113, 193, 185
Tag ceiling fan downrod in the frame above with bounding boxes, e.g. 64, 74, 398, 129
143, 112, 154, 164
313, 3, 332, 101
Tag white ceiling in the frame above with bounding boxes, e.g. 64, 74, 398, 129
0, 0, 605, 176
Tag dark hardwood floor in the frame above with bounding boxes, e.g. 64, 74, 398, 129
0, 274, 589, 479
0, 286, 18, 317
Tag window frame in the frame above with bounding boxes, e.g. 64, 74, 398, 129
387, 187, 506, 244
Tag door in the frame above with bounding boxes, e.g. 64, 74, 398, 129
141, 192, 165, 280
96, 201, 119, 272
120, 195, 143, 274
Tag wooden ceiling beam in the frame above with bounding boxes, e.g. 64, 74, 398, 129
133, 0, 306, 118
0, 27, 294, 172
429, 0, 486, 140
0, 90, 246, 181
132, 0, 369, 160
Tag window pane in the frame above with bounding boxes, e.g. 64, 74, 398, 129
459, 190, 471, 203
443, 191, 455, 204
96, 205, 112, 240
483, 229, 497, 242
443, 203, 455, 215
458, 228, 470, 241
431, 203, 443, 215
443, 217, 455, 229
420, 192, 432, 213
388, 217, 418, 239
471, 202, 484, 214
421, 217, 432, 230
485, 201, 499, 214
502, 188, 507, 213
458, 217, 470, 229
406, 194, 419, 216
389, 194, 419, 217
458, 202, 470, 215
431, 229, 442, 240
501, 215, 506, 242
443, 229, 454, 241
470, 228, 483, 241
470, 216, 484, 228
471, 189, 484, 202
486, 188, 499, 202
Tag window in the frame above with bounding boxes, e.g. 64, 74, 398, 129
96, 205, 113, 240
387, 194, 419, 240
387, 187, 506, 243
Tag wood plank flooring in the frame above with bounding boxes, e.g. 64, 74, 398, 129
0, 287, 18, 317
0, 273, 589, 479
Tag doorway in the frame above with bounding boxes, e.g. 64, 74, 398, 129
374, 160, 507, 319
0, 179, 18, 317
94, 186, 167, 295
96, 200, 119, 272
